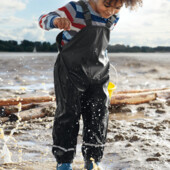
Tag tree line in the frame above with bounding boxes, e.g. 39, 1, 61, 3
0, 39, 170, 52
107, 44, 170, 53
0, 40, 57, 52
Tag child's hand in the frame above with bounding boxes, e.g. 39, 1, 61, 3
53, 17, 71, 31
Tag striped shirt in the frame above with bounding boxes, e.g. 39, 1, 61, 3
39, 0, 119, 46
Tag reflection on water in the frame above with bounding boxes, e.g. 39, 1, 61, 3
0, 52, 57, 58
110, 112, 149, 122
0, 83, 54, 91
109, 52, 170, 62
17, 140, 36, 146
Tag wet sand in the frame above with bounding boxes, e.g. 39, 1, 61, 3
0, 52, 170, 170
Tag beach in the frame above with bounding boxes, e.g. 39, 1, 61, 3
0, 52, 170, 170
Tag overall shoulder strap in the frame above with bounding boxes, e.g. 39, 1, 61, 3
56, 31, 63, 52
106, 15, 117, 28
78, 0, 92, 26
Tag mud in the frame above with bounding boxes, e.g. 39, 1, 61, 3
0, 52, 170, 170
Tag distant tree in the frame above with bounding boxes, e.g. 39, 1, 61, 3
42, 42, 51, 52
21, 40, 34, 47
154, 46, 170, 52
20, 40, 34, 52
50, 43, 58, 52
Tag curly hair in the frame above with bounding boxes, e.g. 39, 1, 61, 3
104, 0, 143, 10
123, 0, 143, 9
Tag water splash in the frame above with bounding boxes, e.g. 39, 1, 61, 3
0, 128, 12, 163
0, 102, 23, 163
90, 157, 100, 170
110, 63, 118, 89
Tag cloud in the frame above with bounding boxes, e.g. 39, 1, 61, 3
0, 0, 45, 42
0, 16, 25, 25
0, 19, 46, 42
0, 0, 28, 39
111, 0, 170, 46
20, 21, 46, 42
0, 0, 26, 13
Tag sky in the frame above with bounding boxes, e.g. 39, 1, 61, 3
0, 0, 170, 47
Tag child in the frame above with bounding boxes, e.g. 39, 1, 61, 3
39, 0, 142, 169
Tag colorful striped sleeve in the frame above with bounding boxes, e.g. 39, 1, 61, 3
110, 14, 120, 30
38, 1, 77, 30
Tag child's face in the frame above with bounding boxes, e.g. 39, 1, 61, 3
92, 0, 123, 18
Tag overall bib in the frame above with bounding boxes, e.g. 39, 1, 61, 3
52, 0, 116, 163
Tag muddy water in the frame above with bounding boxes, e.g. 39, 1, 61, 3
0, 53, 170, 170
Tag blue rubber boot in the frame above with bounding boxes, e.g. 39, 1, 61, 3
89, 162, 99, 170
56, 163, 72, 170
85, 161, 100, 170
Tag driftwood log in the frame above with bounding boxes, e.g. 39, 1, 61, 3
111, 92, 157, 105
0, 103, 55, 123
0, 88, 169, 107
0, 102, 58, 116
111, 88, 170, 105
0, 96, 55, 106
1, 103, 40, 115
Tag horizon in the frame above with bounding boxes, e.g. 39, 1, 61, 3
0, 0, 170, 47
1, 39, 170, 48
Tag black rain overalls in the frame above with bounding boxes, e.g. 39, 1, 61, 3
52, 0, 116, 164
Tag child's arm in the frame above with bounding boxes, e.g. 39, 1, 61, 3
38, 1, 76, 31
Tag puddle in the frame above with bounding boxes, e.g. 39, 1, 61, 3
17, 141, 36, 147
109, 112, 149, 122
23, 152, 41, 160
0, 83, 54, 91
22, 75, 50, 81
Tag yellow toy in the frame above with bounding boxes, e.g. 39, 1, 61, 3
108, 82, 116, 99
